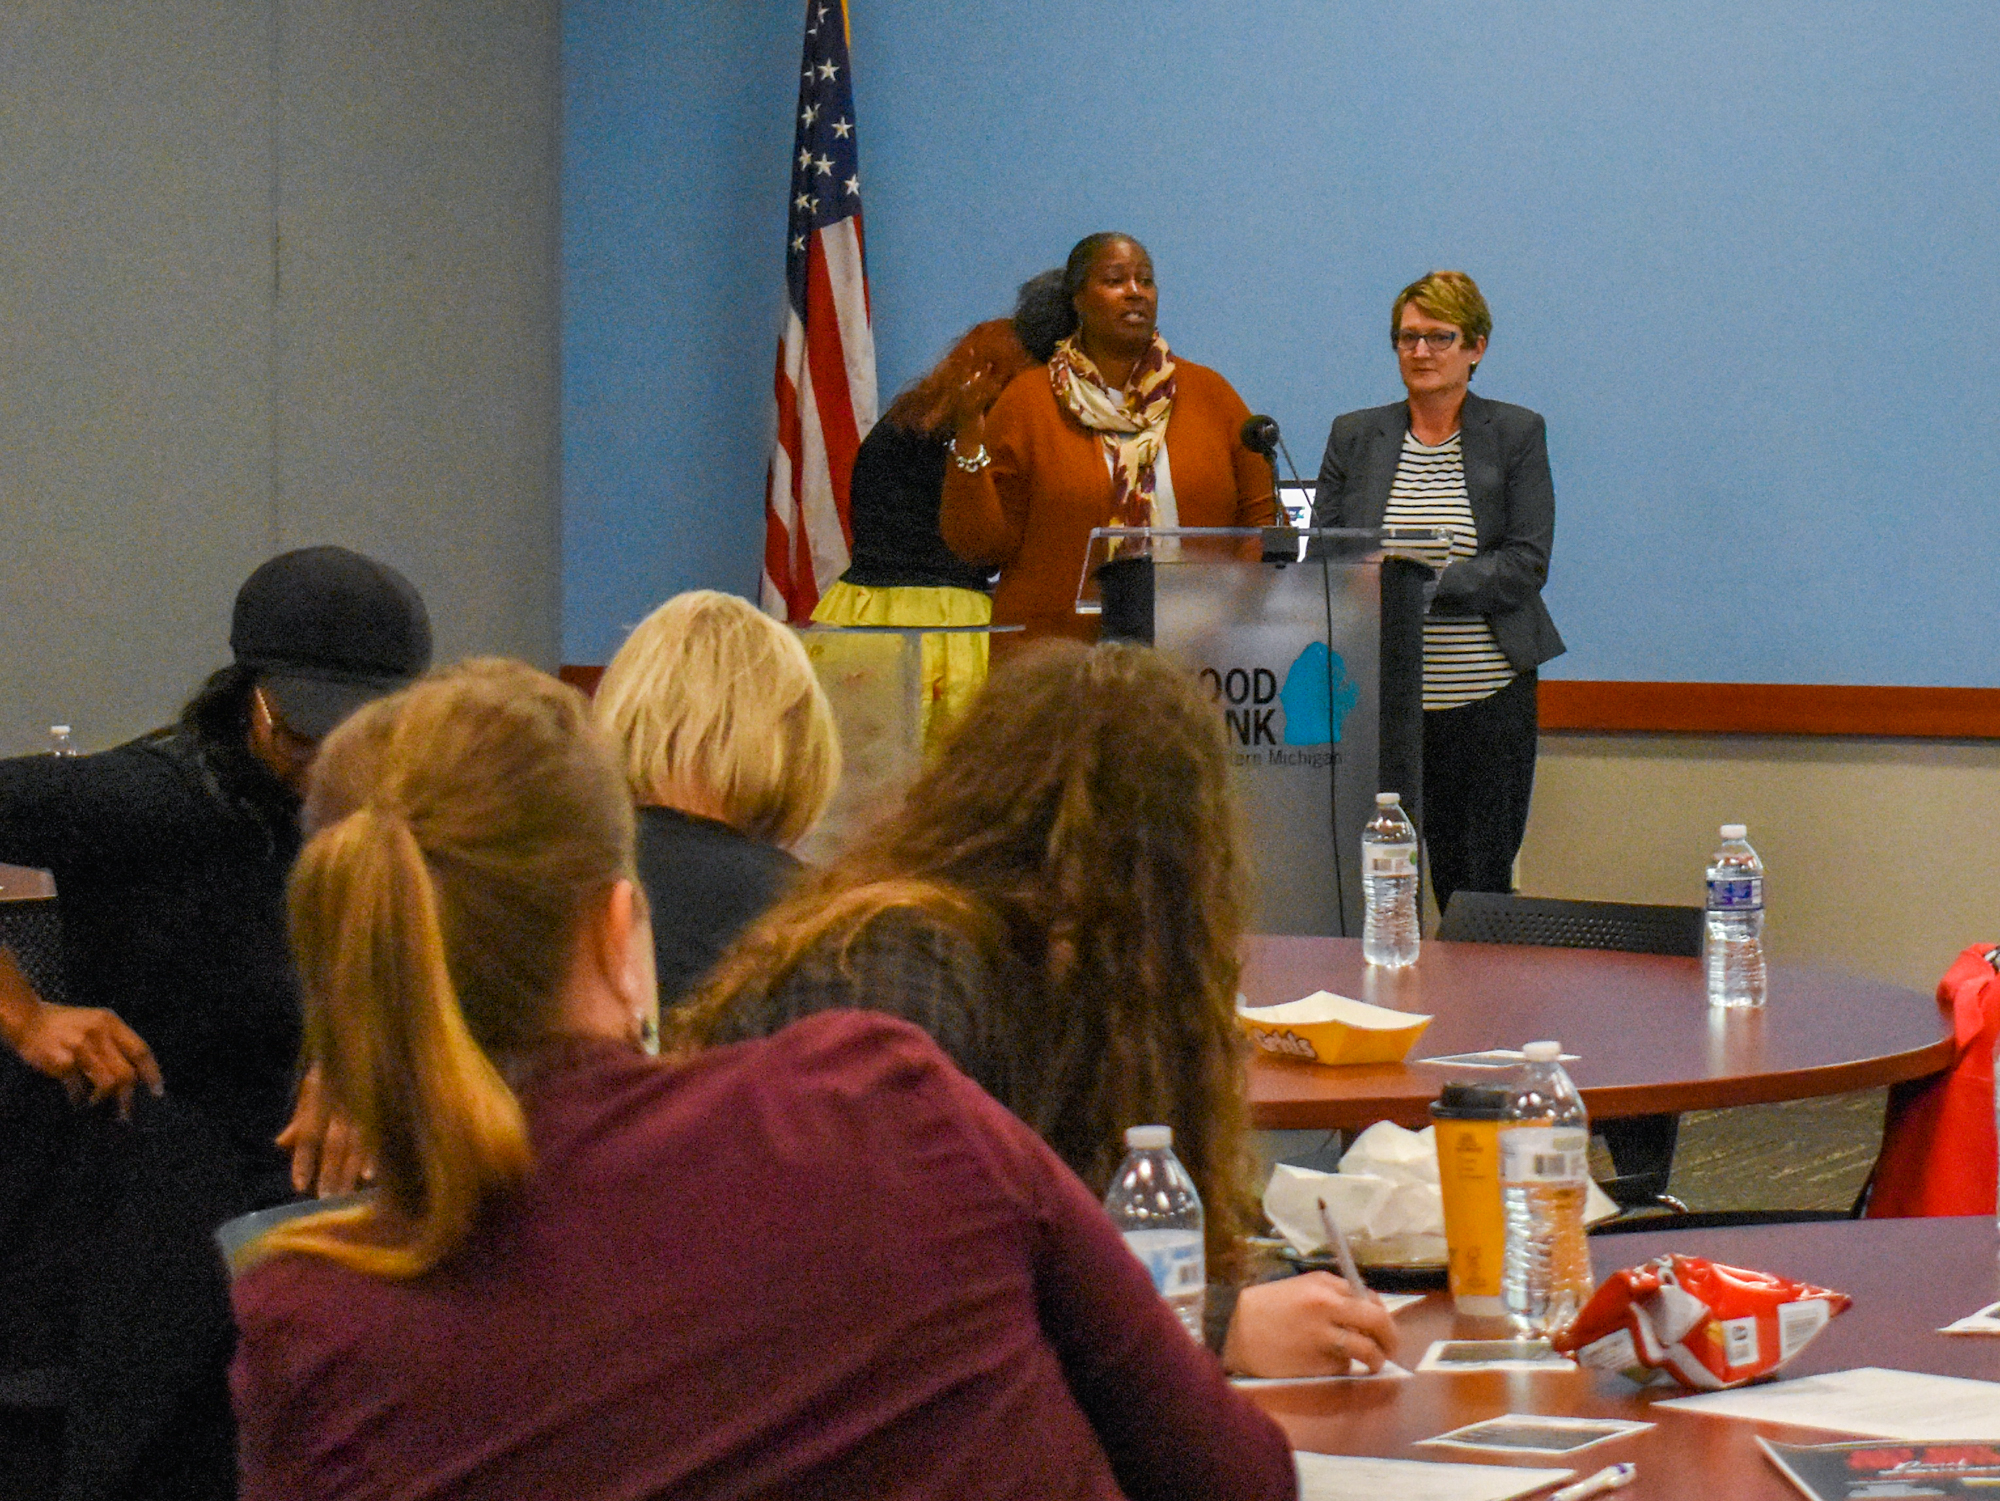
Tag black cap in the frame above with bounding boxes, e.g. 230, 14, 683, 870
230, 546, 433, 738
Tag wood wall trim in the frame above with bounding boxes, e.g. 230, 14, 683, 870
559, 664, 604, 697
1539, 681, 2000, 740
561, 662, 1998, 739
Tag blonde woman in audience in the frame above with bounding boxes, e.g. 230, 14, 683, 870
228, 658, 1293, 1501
677, 640, 1399, 1380
593, 590, 839, 1006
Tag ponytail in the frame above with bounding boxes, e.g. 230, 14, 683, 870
242, 659, 633, 1279
1011, 267, 1071, 364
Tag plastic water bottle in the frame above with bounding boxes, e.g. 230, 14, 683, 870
47, 725, 77, 758
1362, 792, 1420, 968
1500, 1041, 1593, 1337
1104, 1125, 1205, 1341
1705, 824, 1767, 1009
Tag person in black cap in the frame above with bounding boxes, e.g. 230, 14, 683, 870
0, 546, 429, 1501
0, 545, 431, 1144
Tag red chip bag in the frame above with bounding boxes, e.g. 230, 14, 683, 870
1551, 1254, 1849, 1390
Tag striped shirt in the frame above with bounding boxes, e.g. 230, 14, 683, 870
1383, 430, 1516, 711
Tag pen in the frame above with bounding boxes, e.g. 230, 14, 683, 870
1315, 1196, 1381, 1305
1549, 1463, 1637, 1501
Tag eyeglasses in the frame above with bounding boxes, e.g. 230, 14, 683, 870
1395, 330, 1461, 353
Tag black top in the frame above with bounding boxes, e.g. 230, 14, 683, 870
839, 420, 996, 592
706, 906, 1022, 1106
0, 729, 303, 1187
634, 806, 800, 1006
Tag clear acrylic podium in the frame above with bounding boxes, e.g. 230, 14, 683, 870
1077, 526, 1441, 937
791, 622, 1020, 867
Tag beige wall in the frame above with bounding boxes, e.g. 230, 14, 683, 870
1518, 731, 2000, 993
0, 0, 559, 758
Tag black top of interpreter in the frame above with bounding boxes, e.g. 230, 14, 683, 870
839, 422, 997, 594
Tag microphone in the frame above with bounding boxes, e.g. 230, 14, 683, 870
1240, 414, 1279, 458
1241, 415, 1309, 488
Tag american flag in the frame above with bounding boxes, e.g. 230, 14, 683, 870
762, 0, 876, 621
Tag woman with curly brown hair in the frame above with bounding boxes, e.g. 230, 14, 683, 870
676, 641, 1397, 1378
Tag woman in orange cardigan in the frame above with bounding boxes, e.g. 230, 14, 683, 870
940, 233, 1276, 644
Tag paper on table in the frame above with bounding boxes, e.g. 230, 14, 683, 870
1940, 1299, 2000, 1335
1656, 1367, 2000, 1439
1293, 1452, 1573, 1501
1419, 1414, 1653, 1454
1416, 1049, 1580, 1068
1233, 1360, 1411, 1387
1417, 1339, 1578, 1373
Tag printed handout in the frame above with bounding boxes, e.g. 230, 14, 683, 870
1293, 1452, 1573, 1501
1420, 1414, 1653, 1455
1658, 1368, 2000, 1440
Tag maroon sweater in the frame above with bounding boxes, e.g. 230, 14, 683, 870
231, 1012, 1296, 1501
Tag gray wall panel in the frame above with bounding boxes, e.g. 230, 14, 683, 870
275, 0, 560, 674
0, 1, 274, 754
0, 1, 559, 758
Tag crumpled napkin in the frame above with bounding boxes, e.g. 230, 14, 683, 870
1264, 1121, 1619, 1266
1265, 1122, 1449, 1266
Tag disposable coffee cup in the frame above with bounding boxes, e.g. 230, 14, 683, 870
1431, 1083, 1510, 1317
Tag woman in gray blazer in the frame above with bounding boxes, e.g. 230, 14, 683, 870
1310, 271, 1564, 914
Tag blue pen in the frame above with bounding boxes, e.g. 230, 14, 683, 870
1550, 1463, 1637, 1501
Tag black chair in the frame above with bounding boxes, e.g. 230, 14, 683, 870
0, 864, 69, 1007
1436, 891, 1704, 958
1437, 891, 1701, 1214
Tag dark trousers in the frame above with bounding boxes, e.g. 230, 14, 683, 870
1421, 669, 1539, 916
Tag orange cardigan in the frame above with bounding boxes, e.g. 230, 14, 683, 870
940, 359, 1277, 643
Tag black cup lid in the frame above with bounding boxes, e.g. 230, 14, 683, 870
1430, 1082, 1509, 1118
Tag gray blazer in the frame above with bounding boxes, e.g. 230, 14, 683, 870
1310, 388, 1565, 674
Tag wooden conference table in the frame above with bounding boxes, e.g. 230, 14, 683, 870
1242, 936, 1953, 1133
1253, 1215, 2000, 1500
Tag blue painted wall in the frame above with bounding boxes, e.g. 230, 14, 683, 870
561, 0, 798, 663
564, 1, 2000, 685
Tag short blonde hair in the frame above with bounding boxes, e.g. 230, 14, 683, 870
1391, 270, 1493, 347
594, 591, 839, 847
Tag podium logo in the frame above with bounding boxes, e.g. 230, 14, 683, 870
1278, 642, 1360, 746
1198, 665, 1282, 747
1198, 644, 1358, 759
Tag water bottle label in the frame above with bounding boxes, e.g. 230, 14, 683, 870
1122, 1231, 1205, 1297
1499, 1126, 1589, 1185
1707, 876, 1763, 912
1366, 843, 1417, 877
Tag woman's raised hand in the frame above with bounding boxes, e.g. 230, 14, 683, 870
946, 362, 1011, 434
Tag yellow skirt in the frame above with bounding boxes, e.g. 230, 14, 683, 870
810, 581, 992, 752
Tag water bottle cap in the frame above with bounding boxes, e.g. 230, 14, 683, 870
1125, 1125, 1172, 1150
50, 725, 69, 735
1522, 1040, 1561, 1061
1375, 791, 1400, 806
1720, 823, 1747, 840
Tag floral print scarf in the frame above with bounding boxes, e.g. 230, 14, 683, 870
1048, 332, 1177, 528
